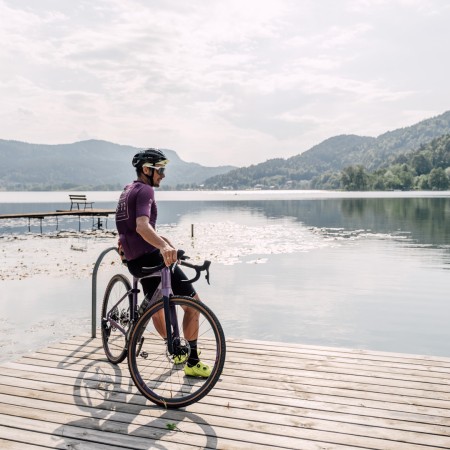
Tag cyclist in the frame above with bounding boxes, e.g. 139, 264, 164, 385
115, 148, 211, 377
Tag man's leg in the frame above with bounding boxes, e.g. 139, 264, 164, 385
152, 309, 166, 338
171, 267, 211, 376
182, 294, 200, 341
140, 276, 166, 338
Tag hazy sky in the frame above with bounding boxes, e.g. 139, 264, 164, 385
1, 0, 449, 166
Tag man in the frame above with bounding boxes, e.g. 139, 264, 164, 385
115, 148, 211, 377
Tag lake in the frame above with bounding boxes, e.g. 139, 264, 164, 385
0, 190, 449, 359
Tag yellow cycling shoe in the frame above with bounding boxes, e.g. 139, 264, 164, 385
184, 361, 211, 378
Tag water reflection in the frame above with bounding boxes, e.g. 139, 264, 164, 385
1, 195, 449, 358
212, 198, 450, 247
2, 197, 449, 248
169, 198, 448, 257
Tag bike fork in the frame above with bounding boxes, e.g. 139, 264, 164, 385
161, 267, 180, 356
162, 296, 172, 354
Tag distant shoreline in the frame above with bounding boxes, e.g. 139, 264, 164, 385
1, 189, 450, 204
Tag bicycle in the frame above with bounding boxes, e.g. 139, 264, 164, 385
100, 250, 226, 409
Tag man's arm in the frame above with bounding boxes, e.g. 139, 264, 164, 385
161, 235, 175, 247
136, 216, 178, 266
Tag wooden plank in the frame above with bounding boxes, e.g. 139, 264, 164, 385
17, 349, 450, 406
0, 413, 204, 450
2, 395, 448, 450
35, 343, 450, 393
67, 333, 450, 365
7, 354, 450, 419
1, 379, 448, 437
0, 425, 121, 449
0, 362, 450, 436
64, 334, 450, 373
1, 377, 450, 448
2, 364, 449, 426
1, 336, 450, 450
0, 432, 49, 450
11, 355, 450, 416
36, 338, 450, 389
53, 335, 450, 370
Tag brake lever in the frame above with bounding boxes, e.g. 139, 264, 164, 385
205, 267, 210, 285
172, 250, 188, 273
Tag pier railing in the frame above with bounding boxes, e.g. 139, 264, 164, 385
91, 246, 118, 338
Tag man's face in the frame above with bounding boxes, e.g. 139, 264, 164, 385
152, 165, 165, 187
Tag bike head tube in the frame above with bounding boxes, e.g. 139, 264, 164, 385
160, 266, 172, 298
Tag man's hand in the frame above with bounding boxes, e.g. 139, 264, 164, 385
160, 244, 178, 266
136, 216, 178, 265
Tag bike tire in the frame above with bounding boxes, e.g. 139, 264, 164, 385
101, 273, 132, 364
128, 296, 226, 409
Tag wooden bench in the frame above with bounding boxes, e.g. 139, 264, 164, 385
69, 194, 95, 211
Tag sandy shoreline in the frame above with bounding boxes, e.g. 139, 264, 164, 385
0, 218, 336, 282
0, 230, 119, 281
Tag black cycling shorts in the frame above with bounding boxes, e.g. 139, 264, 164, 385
126, 251, 196, 299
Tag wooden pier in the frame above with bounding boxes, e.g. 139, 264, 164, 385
0, 209, 115, 232
0, 335, 449, 449
0, 209, 115, 220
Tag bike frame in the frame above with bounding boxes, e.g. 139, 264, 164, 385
105, 265, 180, 356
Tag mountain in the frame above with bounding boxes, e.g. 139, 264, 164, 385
203, 110, 450, 189
2, 110, 450, 191
0, 139, 235, 190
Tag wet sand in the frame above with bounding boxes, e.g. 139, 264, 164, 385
0, 230, 119, 281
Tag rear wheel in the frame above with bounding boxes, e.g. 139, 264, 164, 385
101, 274, 132, 364
128, 296, 226, 408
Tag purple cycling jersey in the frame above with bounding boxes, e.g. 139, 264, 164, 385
115, 180, 158, 261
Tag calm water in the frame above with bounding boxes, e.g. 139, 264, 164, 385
0, 191, 449, 358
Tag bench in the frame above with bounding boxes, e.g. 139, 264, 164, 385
69, 194, 95, 211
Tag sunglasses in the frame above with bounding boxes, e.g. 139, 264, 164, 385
145, 165, 166, 175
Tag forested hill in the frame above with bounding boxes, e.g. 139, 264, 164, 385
0, 139, 235, 190
2, 110, 450, 191
202, 110, 450, 190
335, 133, 450, 191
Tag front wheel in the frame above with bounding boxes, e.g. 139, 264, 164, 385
101, 274, 132, 364
128, 296, 226, 409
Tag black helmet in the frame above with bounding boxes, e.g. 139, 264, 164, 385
132, 148, 168, 168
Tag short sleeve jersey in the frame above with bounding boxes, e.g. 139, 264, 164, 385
115, 181, 158, 261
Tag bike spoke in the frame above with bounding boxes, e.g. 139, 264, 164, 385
128, 296, 226, 408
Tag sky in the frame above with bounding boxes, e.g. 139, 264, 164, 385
1, 0, 449, 167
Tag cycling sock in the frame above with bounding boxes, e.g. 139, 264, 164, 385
187, 340, 199, 367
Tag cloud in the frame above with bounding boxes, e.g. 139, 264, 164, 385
0, 0, 449, 166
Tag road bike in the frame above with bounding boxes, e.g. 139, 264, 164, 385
100, 250, 226, 409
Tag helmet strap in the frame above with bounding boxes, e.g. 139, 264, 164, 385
142, 168, 155, 186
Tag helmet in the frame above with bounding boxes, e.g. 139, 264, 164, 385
132, 148, 168, 168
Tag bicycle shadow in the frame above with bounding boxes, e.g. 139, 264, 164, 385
54, 357, 219, 449
56, 336, 104, 370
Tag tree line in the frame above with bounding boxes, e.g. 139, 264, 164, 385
312, 134, 450, 191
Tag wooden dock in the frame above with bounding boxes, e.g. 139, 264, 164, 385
0, 209, 115, 232
0, 209, 115, 220
0, 335, 449, 449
